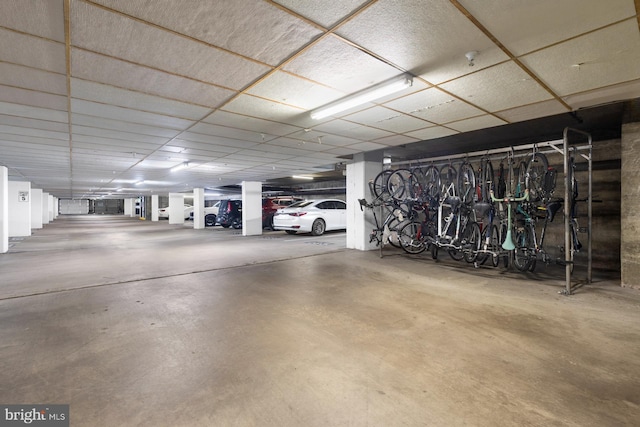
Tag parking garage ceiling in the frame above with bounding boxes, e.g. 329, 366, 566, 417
1, 0, 639, 199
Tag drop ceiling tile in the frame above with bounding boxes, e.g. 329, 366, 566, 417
520, 20, 640, 97
273, 0, 368, 28
92, 0, 322, 65
71, 99, 195, 130
0, 124, 67, 141
284, 129, 363, 148
384, 87, 483, 124
72, 79, 212, 120
0, 63, 67, 95
459, 0, 636, 56
0, 115, 68, 133
203, 111, 301, 137
178, 132, 260, 150
336, 0, 507, 83
343, 106, 431, 133
439, 61, 552, 112
345, 141, 386, 152
322, 146, 361, 156
563, 80, 640, 110
310, 119, 392, 141
496, 100, 569, 123
267, 137, 329, 152
71, 50, 235, 109
0, 101, 68, 123
221, 94, 313, 127
71, 114, 180, 138
0, 28, 66, 73
446, 114, 507, 133
72, 125, 169, 145
373, 134, 421, 147
189, 122, 271, 143
283, 35, 409, 93
165, 141, 239, 155
406, 126, 458, 141
248, 71, 345, 110
71, 1, 271, 90
0, 86, 67, 111
0, 0, 65, 42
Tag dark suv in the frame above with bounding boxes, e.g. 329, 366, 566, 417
212, 199, 242, 229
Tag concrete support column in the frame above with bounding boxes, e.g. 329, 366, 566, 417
54, 197, 59, 218
42, 192, 50, 225
48, 194, 54, 222
124, 198, 134, 217
151, 195, 159, 222
242, 181, 262, 236
168, 193, 185, 225
31, 189, 43, 229
621, 101, 640, 289
346, 152, 383, 250
0, 166, 8, 253
193, 188, 204, 230
9, 181, 32, 237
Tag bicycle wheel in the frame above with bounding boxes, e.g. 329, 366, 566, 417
463, 221, 481, 263
481, 159, 494, 203
525, 152, 549, 202
489, 224, 500, 267
458, 161, 476, 204
372, 170, 393, 199
515, 161, 528, 198
387, 168, 413, 201
385, 214, 404, 248
513, 225, 535, 271
440, 164, 457, 195
420, 165, 441, 200
398, 221, 426, 254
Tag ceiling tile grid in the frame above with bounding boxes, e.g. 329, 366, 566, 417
0, 0, 638, 198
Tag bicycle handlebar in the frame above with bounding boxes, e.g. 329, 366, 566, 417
490, 189, 529, 203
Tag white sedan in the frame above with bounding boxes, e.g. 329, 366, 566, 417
273, 199, 347, 236
158, 204, 192, 220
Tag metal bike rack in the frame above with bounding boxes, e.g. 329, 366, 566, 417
389, 127, 594, 295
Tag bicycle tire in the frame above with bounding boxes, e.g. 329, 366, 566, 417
388, 168, 413, 201
420, 165, 441, 200
481, 159, 495, 203
458, 161, 476, 204
515, 161, 528, 198
489, 224, 500, 267
386, 215, 404, 249
440, 164, 457, 196
463, 221, 481, 263
372, 170, 393, 199
525, 152, 549, 202
496, 162, 506, 199
398, 221, 427, 254
513, 225, 535, 271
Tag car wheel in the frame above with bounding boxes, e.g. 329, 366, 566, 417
285, 230, 297, 235
231, 219, 242, 229
205, 214, 216, 227
221, 224, 230, 228
311, 219, 326, 236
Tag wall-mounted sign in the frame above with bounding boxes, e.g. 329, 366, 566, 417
18, 191, 29, 202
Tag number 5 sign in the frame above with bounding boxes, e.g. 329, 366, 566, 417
18, 191, 29, 202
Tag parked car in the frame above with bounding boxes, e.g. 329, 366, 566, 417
158, 204, 192, 220
272, 199, 347, 236
189, 201, 220, 226
213, 199, 242, 229
262, 196, 303, 229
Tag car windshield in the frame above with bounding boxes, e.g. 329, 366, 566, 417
288, 201, 313, 208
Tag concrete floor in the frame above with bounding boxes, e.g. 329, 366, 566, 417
1, 215, 639, 426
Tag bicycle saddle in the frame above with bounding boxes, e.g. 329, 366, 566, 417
445, 196, 461, 209
545, 200, 563, 222
474, 202, 492, 218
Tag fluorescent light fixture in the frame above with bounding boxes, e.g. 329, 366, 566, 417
171, 162, 189, 172
292, 175, 314, 180
135, 180, 145, 186
311, 74, 413, 120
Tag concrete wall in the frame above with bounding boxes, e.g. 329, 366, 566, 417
621, 122, 640, 288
